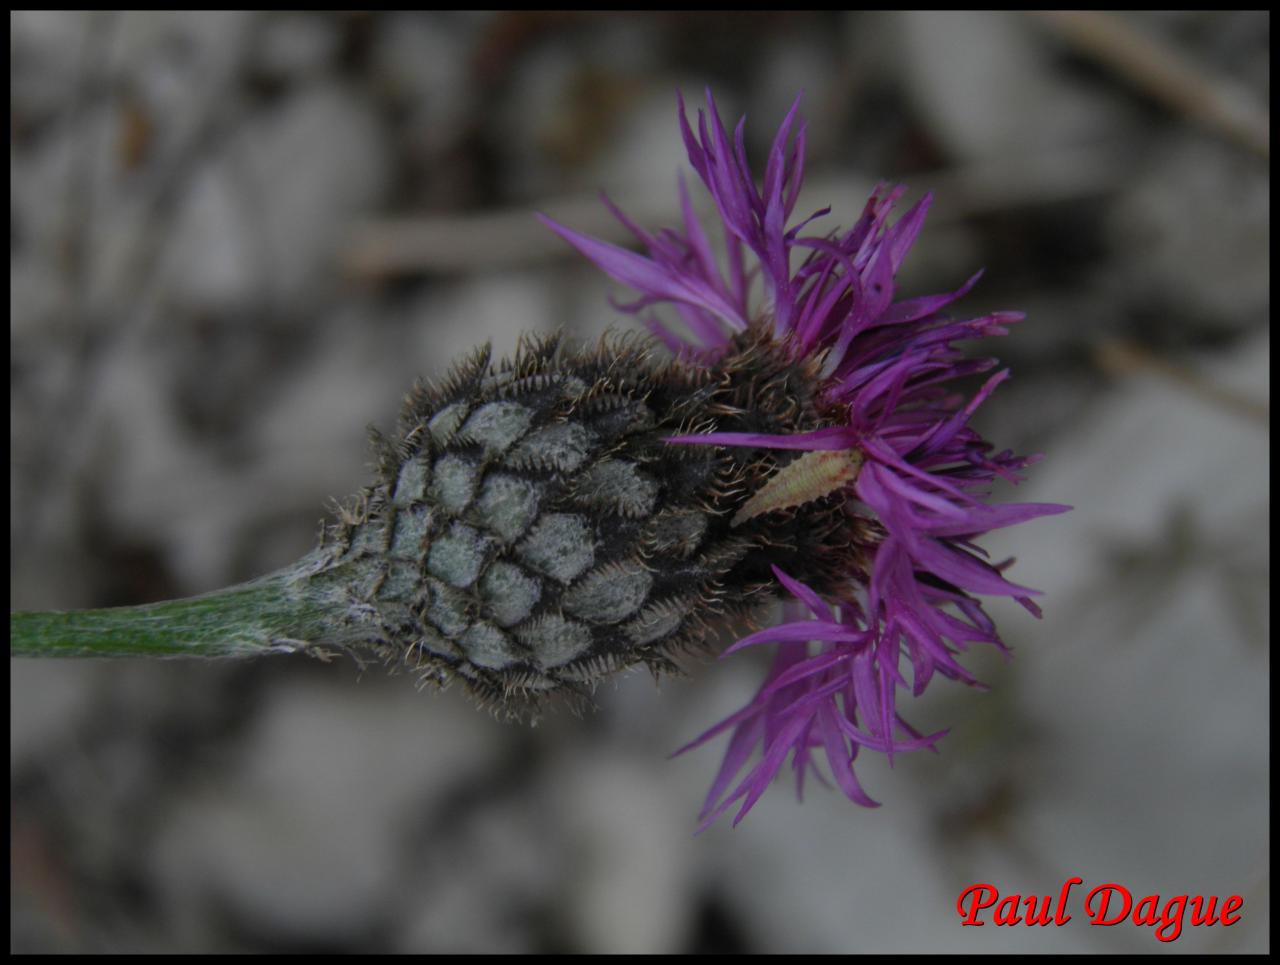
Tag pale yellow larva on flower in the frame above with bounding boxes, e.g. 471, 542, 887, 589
731, 448, 864, 528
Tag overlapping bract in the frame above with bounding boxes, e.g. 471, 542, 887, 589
541, 90, 1068, 827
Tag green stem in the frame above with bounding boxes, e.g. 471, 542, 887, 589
9, 556, 352, 660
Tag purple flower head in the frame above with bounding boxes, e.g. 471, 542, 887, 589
540, 89, 1069, 828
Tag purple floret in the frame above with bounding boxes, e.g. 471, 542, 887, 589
541, 89, 1069, 827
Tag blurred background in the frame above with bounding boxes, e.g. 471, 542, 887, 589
10, 10, 1269, 953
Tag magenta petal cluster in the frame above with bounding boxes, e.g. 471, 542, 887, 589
540, 90, 1069, 828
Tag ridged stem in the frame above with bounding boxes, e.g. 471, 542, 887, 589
9, 554, 352, 660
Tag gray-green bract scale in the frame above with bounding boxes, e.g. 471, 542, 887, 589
310, 327, 876, 715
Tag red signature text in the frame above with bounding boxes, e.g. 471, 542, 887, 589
957, 878, 1244, 943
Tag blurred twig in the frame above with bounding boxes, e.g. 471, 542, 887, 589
14, 12, 119, 555
343, 190, 674, 277
1033, 10, 1270, 159
1096, 339, 1270, 427
342, 146, 1124, 279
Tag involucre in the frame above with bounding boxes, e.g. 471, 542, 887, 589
318, 329, 871, 715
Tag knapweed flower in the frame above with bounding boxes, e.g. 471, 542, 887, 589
539, 90, 1069, 828
11, 88, 1067, 834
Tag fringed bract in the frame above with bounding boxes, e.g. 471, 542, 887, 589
313, 327, 876, 717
